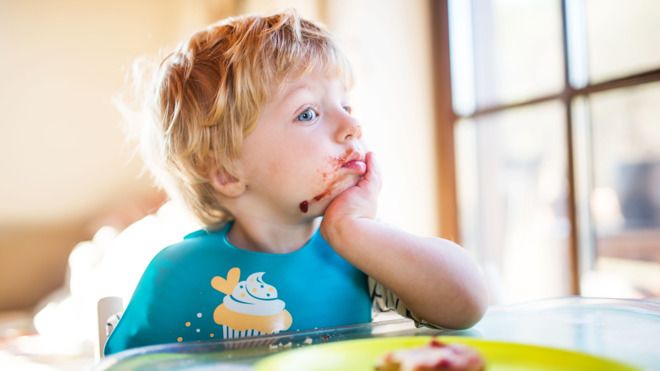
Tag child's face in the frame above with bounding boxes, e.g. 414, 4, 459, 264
237, 68, 366, 220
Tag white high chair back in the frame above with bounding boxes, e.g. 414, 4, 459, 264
96, 296, 124, 360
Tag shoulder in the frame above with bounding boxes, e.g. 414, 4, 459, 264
151, 227, 221, 263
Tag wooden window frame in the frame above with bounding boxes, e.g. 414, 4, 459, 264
430, 0, 660, 295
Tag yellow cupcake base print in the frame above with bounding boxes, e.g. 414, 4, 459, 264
211, 268, 293, 339
215, 304, 293, 338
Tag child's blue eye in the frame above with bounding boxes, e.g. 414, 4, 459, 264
297, 108, 318, 122
342, 105, 352, 114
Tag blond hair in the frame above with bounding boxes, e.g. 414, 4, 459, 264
133, 10, 352, 229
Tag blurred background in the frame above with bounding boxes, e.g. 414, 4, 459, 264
0, 0, 658, 369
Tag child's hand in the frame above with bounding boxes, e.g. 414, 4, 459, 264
321, 152, 381, 238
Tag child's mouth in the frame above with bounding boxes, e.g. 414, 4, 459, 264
339, 149, 367, 175
342, 159, 367, 174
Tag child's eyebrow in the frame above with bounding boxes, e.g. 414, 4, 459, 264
277, 84, 316, 108
281, 84, 313, 101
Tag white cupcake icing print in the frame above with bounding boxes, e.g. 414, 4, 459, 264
223, 272, 285, 316
211, 268, 293, 339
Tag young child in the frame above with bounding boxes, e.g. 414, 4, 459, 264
104, 10, 487, 355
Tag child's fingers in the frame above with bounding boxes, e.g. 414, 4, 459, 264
358, 152, 382, 193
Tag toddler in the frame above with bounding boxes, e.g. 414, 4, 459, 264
104, 10, 487, 355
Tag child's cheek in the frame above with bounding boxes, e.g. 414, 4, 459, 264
297, 154, 347, 213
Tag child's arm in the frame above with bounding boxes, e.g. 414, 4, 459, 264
321, 153, 488, 329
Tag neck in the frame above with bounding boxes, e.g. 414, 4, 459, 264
227, 216, 321, 254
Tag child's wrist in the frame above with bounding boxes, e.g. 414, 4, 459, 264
320, 214, 358, 250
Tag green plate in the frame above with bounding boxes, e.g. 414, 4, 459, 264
254, 336, 638, 371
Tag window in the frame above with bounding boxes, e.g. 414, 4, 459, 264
434, 0, 660, 303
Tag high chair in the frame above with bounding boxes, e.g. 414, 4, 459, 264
95, 296, 124, 360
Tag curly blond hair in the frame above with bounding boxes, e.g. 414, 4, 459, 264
129, 10, 352, 229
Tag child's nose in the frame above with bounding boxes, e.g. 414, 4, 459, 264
336, 113, 362, 142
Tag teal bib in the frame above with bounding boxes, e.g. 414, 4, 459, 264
104, 223, 372, 355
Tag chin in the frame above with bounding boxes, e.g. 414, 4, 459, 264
333, 175, 360, 195
326, 177, 359, 202
304, 174, 360, 215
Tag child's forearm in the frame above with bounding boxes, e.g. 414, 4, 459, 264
321, 217, 488, 329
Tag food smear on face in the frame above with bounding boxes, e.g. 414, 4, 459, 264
313, 190, 331, 202
297, 149, 364, 214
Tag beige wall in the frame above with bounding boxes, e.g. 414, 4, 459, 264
325, 0, 439, 236
0, 0, 440, 310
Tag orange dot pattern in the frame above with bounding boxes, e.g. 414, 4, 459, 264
178, 313, 213, 343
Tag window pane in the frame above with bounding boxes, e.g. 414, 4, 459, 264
581, 82, 660, 298
456, 101, 570, 303
585, 0, 660, 82
461, 0, 564, 109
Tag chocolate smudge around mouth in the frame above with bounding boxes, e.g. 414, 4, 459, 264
298, 149, 363, 213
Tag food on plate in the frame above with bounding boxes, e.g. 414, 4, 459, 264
374, 339, 485, 371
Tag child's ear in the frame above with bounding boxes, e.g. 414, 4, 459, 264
209, 167, 246, 198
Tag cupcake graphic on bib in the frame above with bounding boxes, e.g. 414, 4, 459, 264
211, 267, 292, 339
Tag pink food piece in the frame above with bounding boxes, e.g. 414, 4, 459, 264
374, 339, 485, 371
